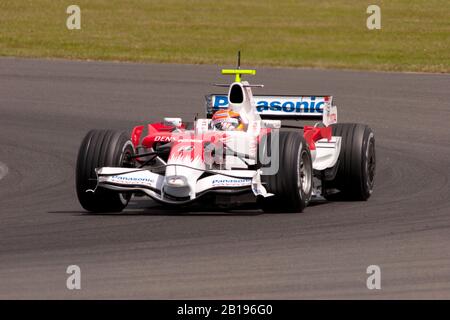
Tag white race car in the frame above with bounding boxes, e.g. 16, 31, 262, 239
76, 65, 376, 213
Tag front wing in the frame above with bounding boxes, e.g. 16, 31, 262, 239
92, 167, 271, 204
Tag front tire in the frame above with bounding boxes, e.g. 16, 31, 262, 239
76, 129, 135, 212
323, 123, 376, 201
259, 131, 313, 213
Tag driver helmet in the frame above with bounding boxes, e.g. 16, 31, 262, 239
211, 109, 245, 131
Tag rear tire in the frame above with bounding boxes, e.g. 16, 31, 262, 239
76, 129, 135, 212
323, 123, 376, 201
259, 131, 313, 213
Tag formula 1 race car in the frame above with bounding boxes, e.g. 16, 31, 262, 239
76, 64, 376, 213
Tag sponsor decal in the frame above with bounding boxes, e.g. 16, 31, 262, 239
108, 175, 155, 185
154, 136, 176, 142
212, 95, 326, 114
211, 178, 251, 187
177, 139, 205, 143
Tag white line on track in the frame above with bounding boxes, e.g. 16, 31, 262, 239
0, 162, 8, 181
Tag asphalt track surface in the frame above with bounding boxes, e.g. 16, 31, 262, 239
0, 57, 449, 299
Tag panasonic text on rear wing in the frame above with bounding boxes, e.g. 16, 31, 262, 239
205, 94, 334, 120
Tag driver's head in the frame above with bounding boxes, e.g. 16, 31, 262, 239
211, 109, 245, 131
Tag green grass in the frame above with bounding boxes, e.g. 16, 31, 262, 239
0, 0, 449, 72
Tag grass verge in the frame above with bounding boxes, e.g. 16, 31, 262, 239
0, 0, 449, 72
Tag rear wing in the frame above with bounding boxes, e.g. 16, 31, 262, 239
205, 94, 337, 124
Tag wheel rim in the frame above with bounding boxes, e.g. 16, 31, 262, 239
297, 149, 312, 196
366, 134, 376, 191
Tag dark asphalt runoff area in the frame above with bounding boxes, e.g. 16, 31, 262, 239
0, 57, 449, 299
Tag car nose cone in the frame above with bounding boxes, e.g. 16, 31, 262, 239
165, 176, 188, 187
